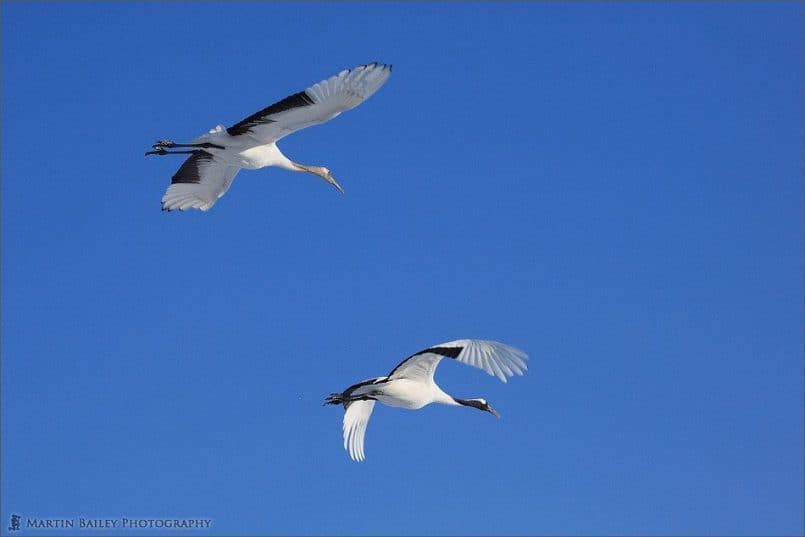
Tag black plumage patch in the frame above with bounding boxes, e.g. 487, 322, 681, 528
386, 344, 464, 377
453, 398, 487, 411
342, 377, 386, 398
171, 151, 213, 184
418, 346, 463, 359
227, 90, 315, 136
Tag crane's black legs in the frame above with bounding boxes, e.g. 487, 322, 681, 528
145, 139, 225, 156
153, 139, 225, 150
145, 148, 199, 156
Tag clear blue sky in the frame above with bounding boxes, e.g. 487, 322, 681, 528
2, 2, 802, 536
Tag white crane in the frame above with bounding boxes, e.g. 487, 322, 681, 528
324, 339, 528, 462
146, 62, 392, 211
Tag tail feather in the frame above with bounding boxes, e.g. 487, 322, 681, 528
324, 393, 344, 406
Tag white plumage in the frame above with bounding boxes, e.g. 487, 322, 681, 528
343, 400, 375, 463
147, 62, 392, 211
325, 339, 528, 462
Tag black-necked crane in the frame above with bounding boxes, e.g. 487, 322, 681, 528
324, 339, 528, 462
146, 62, 391, 211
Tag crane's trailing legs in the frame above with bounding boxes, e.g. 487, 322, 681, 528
145, 139, 225, 156
145, 148, 198, 156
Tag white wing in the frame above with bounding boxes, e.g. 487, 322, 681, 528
161, 151, 240, 211
226, 62, 392, 144
342, 400, 376, 462
387, 339, 528, 383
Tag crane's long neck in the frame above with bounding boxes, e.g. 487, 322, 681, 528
292, 162, 324, 175
426, 384, 460, 407
452, 397, 485, 410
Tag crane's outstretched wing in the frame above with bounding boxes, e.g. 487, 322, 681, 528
342, 400, 376, 462
226, 62, 392, 143
161, 151, 240, 211
387, 339, 528, 384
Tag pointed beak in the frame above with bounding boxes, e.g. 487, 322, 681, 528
487, 406, 501, 418
323, 172, 344, 194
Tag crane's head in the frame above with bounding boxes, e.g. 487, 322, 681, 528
318, 167, 344, 194
454, 397, 500, 417
294, 163, 344, 193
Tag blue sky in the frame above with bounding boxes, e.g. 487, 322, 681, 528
1, 2, 802, 536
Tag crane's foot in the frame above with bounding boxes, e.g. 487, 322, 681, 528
145, 148, 169, 156
153, 139, 176, 149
